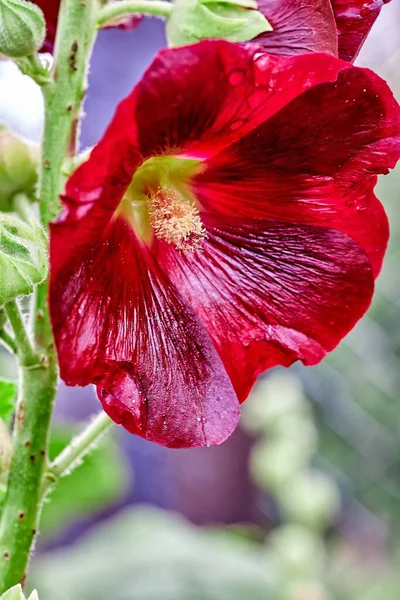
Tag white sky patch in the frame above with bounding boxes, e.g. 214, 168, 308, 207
0, 59, 46, 142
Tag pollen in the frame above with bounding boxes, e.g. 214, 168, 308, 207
148, 187, 207, 252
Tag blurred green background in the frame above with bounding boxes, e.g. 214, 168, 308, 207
1, 3, 400, 600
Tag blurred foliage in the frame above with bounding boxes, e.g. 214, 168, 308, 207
31, 508, 278, 600
40, 425, 127, 540
0, 376, 16, 424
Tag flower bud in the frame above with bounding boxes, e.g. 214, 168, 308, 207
0, 0, 46, 58
166, 0, 272, 47
0, 214, 48, 306
0, 127, 39, 213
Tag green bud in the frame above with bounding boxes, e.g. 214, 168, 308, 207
2, 584, 39, 600
0, 127, 39, 212
166, 0, 272, 47
279, 470, 340, 530
0, 0, 45, 58
0, 214, 48, 306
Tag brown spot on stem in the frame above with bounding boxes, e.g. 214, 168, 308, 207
69, 41, 79, 71
16, 402, 25, 433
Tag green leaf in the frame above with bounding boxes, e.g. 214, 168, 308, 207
2, 584, 39, 600
0, 214, 48, 306
166, 0, 272, 47
40, 426, 127, 539
32, 508, 278, 600
0, 377, 17, 424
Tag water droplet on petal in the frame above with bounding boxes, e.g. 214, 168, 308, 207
228, 69, 245, 86
230, 118, 245, 131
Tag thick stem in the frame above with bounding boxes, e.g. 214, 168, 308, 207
42, 411, 113, 494
97, 0, 172, 28
0, 363, 57, 591
35, 0, 97, 348
0, 0, 98, 591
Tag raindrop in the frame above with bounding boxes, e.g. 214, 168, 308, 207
345, 197, 368, 211
228, 70, 245, 86
230, 119, 245, 131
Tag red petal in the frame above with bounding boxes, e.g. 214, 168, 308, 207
50, 216, 239, 448
155, 218, 374, 402
254, 0, 338, 56
132, 42, 349, 158
195, 62, 400, 277
331, 0, 392, 61
33, 0, 59, 52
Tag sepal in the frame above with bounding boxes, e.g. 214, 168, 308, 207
0, 214, 48, 306
166, 0, 272, 47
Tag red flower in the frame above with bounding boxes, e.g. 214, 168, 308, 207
33, 0, 142, 53
255, 0, 392, 61
50, 41, 400, 448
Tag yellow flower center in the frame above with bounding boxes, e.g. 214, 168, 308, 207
148, 187, 206, 252
118, 156, 206, 252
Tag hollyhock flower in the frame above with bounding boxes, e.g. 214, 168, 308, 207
255, 0, 392, 62
50, 41, 400, 448
33, 0, 142, 53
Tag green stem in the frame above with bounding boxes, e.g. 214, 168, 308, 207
97, 0, 172, 28
0, 364, 57, 591
15, 54, 52, 87
4, 301, 40, 367
0, 0, 98, 591
0, 330, 17, 356
42, 411, 113, 494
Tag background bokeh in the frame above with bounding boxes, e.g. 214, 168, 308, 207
0, 3, 399, 599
